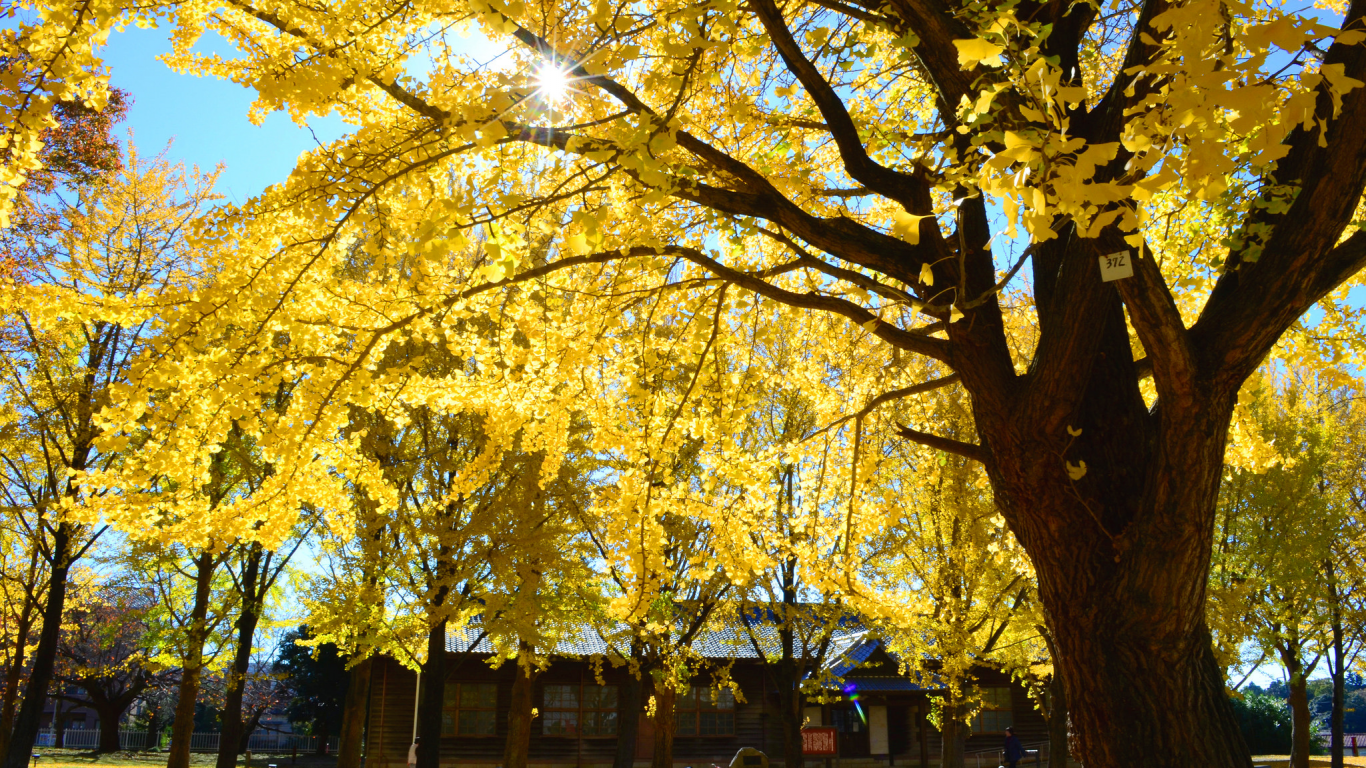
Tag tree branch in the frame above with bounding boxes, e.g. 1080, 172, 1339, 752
895, 423, 987, 463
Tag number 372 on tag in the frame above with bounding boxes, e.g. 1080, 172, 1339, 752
1099, 250, 1133, 282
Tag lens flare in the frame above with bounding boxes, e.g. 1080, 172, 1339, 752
536, 65, 570, 102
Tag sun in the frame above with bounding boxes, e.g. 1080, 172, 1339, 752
535, 65, 571, 103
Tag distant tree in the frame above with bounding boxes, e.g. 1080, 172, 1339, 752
1231, 691, 1293, 756
273, 627, 348, 755
54, 584, 174, 752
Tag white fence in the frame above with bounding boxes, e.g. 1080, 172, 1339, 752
34, 729, 338, 754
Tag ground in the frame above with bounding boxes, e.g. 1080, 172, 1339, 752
26, 751, 1366, 768
26, 750, 338, 768
1251, 754, 1366, 759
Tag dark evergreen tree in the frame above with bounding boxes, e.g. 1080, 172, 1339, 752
273, 627, 348, 753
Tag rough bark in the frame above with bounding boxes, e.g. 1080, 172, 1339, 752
2, 523, 73, 768
216, 546, 264, 768
416, 618, 446, 768
338, 657, 373, 768
982, 317, 1254, 768
649, 682, 676, 768
612, 655, 644, 768
502, 644, 537, 768
168, 551, 217, 768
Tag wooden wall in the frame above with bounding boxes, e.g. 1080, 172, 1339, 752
365, 655, 1050, 768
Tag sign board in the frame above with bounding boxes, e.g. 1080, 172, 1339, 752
729, 748, 769, 768
802, 728, 838, 756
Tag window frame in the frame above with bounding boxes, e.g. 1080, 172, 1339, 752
674, 685, 737, 738
541, 682, 620, 738
969, 687, 1014, 735
442, 681, 499, 738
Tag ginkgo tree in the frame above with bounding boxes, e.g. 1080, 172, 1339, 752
10, 0, 1366, 763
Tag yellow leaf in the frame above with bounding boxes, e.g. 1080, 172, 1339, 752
952, 38, 1006, 68
919, 262, 934, 287
893, 211, 932, 244
1065, 460, 1088, 481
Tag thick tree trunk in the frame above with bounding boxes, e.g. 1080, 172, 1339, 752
938, 698, 965, 768
417, 618, 446, 768
649, 682, 675, 768
612, 658, 643, 768
94, 701, 123, 753
982, 343, 1252, 768
1, 523, 73, 768
338, 657, 373, 768
1284, 652, 1312, 768
502, 644, 537, 768
216, 548, 264, 768
169, 551, 216, 768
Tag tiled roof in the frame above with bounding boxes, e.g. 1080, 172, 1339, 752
838, 674, 944, 692
445, 620, 865, 663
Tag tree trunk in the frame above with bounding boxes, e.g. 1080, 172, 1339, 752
314, 718, 331, 757
216, 547, 264, 768
95, 701, 123, 753
502, 643, 537, 768
982, 352, 1253, 768
612, 658, 643, 768
1331, 574, 1346, 768
917, 706, 928, 768
338, 657, 373, 768
649, 682, 675, 768
0, 558, 39, 759
417, 618, 446, 768
1047, 670, 1070, 768
169, 551, 217, 768
145, 705, 161, 751
2, 523, 73, 768
938, 697, 965, 768
777, 673, 802, 768
54, 697, 67, 749
1283, 650, 1312, 768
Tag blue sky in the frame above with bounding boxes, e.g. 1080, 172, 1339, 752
99, 25, 351, 204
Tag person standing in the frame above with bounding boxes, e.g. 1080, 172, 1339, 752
1004, 726, 1025, 768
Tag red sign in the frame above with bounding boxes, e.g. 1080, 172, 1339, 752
802, 728, 838, 755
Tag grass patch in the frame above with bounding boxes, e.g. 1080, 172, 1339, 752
26, 749, 334, 768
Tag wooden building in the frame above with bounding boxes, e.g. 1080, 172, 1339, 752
363, 625, 1046, 768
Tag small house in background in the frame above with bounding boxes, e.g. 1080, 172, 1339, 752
363, 622, 1045, 768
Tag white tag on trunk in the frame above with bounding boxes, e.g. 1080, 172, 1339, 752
1099, 250, 1133, 282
